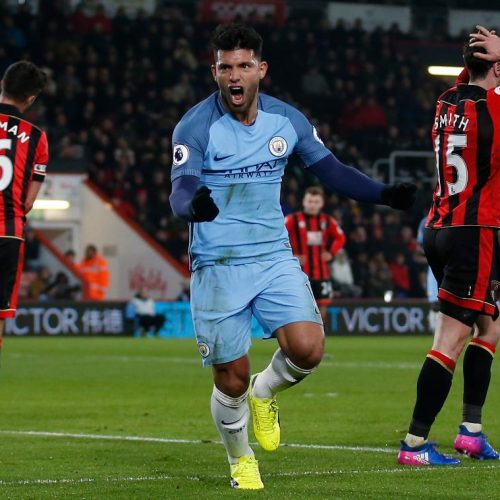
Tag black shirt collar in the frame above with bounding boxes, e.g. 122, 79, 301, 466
0, 103, 22, 117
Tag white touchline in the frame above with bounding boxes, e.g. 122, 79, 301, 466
1, 464, 500, 487
320, 361, 422, 370
6, 353, 431, 370
0, 429, 398, 453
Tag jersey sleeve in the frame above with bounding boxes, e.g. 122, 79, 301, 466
285, 105, 330, 167
284, 214, 299, 254
328, 217, 346, 256
171, 115, 206, 182
32, 131, 48, 182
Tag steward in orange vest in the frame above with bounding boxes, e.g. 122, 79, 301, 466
78, 244, 109, 300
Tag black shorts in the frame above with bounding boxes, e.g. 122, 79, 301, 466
137, 314, 165, 331
423, 227, 498, 316
0, 237, 24, 318
310, 279, 333, 303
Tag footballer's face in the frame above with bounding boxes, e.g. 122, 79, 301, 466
212, 49, 267, 120
303, 194, 324, 216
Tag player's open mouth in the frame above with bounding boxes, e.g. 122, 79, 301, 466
229, 86, 244, 105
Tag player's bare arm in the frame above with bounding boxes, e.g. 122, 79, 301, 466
469, 25, 500, 61
24, 180, 43, 214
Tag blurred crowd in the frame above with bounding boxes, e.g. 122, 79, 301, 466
3, 2, 465, 299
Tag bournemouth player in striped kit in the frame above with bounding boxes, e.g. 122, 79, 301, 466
0, 61, 48, 352
398, 33, 500, 466
285, 186, 345, 316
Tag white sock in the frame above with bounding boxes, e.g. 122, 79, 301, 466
462, 422, 482, 433
252, 349, 314, 399
211, 386, 253, 465
404, 433, 426, 448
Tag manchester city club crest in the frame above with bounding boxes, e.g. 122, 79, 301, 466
268, 136, 288, 157
173, 144, 189, 166
198, 342, 210, 358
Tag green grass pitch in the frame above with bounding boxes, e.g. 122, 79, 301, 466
1, 336, 500, 499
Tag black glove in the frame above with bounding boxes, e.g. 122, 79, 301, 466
381, 182, 417, 210
190, 186, 219, 222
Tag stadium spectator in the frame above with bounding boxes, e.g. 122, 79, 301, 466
345, 225, 369, 260
28, 266, 52, 300
89, 4, 112, 36
388, 252, 411, 298
64, 249, 76, 263
331, 249, 361, 298
300, 66, 331, 97
352, 252, 370, 296
77, 244, 109, 300
176, 280, 190, 302
129, 290, 165, 337
24, 226, 41, 271
44, 271, 81, 300
400, 225, 418, 254
366, 252, 393, 298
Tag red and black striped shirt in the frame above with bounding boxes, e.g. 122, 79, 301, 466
427, 83, 500, 229
285, 212, 346, 280
0, 103, 48, 239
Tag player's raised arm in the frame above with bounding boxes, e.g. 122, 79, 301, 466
308, 153, 416, 209
469, 26, 500, 62
286, 106, 416, 209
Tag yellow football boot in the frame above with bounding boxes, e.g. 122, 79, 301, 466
249, 373, 280, 451
230, 455, 264, 490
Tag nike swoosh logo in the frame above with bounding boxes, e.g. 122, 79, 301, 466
221, 419, 243, 426
214, 153, 234, 161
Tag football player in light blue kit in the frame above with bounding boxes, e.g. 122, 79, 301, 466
169, 23, 416, 489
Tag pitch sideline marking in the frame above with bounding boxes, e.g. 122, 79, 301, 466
9, 352, 424, 370
1, 464, 500, 487
0, 429, 397, 453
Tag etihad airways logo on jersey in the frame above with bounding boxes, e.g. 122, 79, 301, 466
224, 159, 279, 179
204, 159, 280, 179
0, 121, 30, 143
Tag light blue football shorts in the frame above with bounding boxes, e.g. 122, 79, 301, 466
190, 257, 323, 366
427, 267, 438, 302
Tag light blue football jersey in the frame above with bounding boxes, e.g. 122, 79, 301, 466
171, 92, 330, 270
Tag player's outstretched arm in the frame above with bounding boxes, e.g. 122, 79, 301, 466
170, 175, 219, 222
469, 25, 500, 61
308, 153, 416, 210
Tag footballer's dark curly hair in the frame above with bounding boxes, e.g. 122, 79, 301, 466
463, 40, 493, 80
211, 23, 263, 59
2, 61, 47, 101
